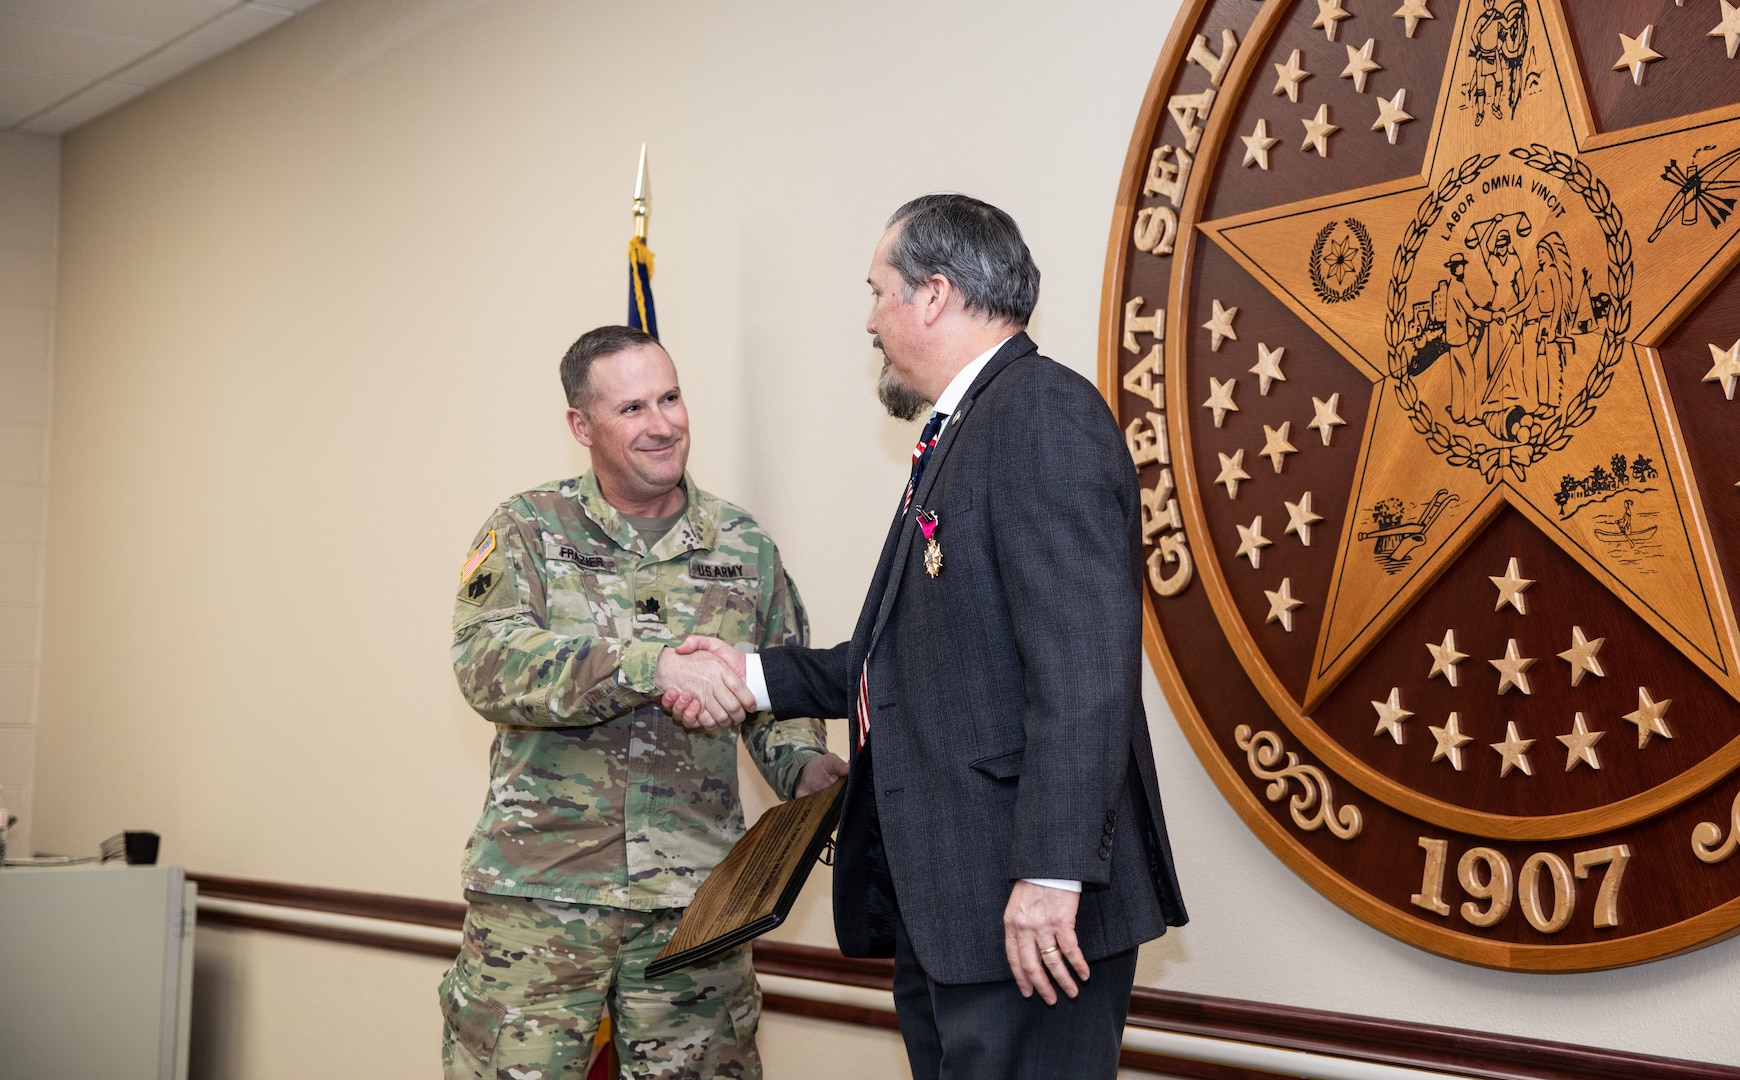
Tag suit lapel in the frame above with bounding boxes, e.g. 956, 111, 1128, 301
864, 334, 1034, 653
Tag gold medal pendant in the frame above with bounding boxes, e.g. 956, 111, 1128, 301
918, 510, 941, 577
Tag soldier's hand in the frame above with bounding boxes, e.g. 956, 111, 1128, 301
795, 752, 849, 797
673, 635, 747, 678
655, 647, 756, 732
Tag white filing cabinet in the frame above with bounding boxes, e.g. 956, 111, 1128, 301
0, 864, 195, 1080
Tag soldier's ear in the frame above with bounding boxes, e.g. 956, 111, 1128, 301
566, 406, 594, 448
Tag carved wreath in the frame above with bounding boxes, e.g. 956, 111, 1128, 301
1384, 147, 1632, 483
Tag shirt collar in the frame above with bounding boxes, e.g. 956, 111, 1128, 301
933, 336, 1012, 418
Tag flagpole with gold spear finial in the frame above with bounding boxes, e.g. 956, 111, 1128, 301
628, 144, 658, 340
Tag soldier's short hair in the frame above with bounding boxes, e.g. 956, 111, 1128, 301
560, 325, 663, 410
883, 194, 1040, 326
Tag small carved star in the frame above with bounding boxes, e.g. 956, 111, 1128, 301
1260, 422, 1297, 473
1236, 516, 1272, 568
1203, 377, 1239, 428
1426, 629, 1468, 686
1301, 104, 1339, 157
1241, 118, 1279, 170
1372, 687, 1413, 743
1202, 299, 1239, 351
1264, 577, 1304, 632
1491, 638, 1536, 696
1284, 492, 1323, 547
1623, 687, 1674, 749
1215, 449, 1251, 499
1393, 0, 1433, 38
1490, 556, 1534, 614
1313, 0, 1352, 43
1273, 49, 1311, 103
1557, 713, 1605, 772
1614, 25, 1663, 86
1308, 394, 1346, 446
1490, 721, 1535, 778
1371, 88, 1413, 144
1249, 342, 1287, 395
1340, 38, 1381, 93
1429, 712, 1472, 770
1712, 0, 1740, 60
1557, 625, 1607, 687
1704, 339, 1740, 399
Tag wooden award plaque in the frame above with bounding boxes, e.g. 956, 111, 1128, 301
1102, 0, 1740, 970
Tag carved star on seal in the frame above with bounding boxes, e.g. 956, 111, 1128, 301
1285, 492, 1324, 546
1301, 104, 1338, 157
1236, 515, 1273, 568
1273, 49, 1311, 103
1491, 721, 1536, 778
1203, 376, 1239, 428
1265, 577, 1304, 631
1557, 712, 1605, 772
1713, 0, 1740, 60
1261, 422, 1298, 473
1308, 394, 1346, 446
1426, 628, 1468, 686
1705, 339, 1740, 400
1196, 0, 1740, 711
1429, 712, 1472, 770
1490, 557, 1534, 614
1215, 449, 1251, 499
1557, 625, 1607, 686
1372, 686, 1413, 743
1372, 88, 1413, 145
1491, 638, 1536, 696
1614, 25, 1664, 86
1624, 687, 1674, 749
1340, 38, 1381, 94
1393, 0, 1433, 38
1312, 0, 1352, 43
1242, 117, 1279, 170
1249, 342, 1287, 394
1202, 299, 1239, 350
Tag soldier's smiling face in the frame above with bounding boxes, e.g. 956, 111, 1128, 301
566, 342, 690, 515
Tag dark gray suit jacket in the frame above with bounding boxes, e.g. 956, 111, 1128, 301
762, 334, 1187, 984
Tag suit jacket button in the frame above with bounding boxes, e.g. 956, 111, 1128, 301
1105, 810, 1117, 824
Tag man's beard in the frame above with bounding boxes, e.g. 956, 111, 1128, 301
876, 353, 932, 422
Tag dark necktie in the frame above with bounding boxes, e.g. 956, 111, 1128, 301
863, 411, 947, 748
901, 411, 946, 513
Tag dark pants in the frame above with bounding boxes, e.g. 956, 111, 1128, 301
891, 908, 1137, 1080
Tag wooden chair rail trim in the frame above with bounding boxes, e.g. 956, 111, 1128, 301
186, 873, 1739, 1080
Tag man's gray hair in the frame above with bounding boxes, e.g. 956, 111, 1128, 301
884, 194, 1039, 325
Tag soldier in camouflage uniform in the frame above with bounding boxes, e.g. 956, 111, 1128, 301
441, 325, 847, 1079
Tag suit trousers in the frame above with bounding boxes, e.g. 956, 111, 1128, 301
891, 905, 1137, 1080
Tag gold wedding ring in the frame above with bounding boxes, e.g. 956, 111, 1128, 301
1039, 945, 1060, 956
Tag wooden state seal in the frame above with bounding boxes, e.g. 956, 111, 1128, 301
1103, 0, 1740, 971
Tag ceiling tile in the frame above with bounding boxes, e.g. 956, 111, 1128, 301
0, 64, 82, 127
117, 45, 211, 89
0, 18, 155, 81
173, 3, 294, 57
17, 79, 143, 135
0, 0, 235, 43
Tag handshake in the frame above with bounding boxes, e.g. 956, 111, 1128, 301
652, 635, 754, 731
655, 637, 849, 798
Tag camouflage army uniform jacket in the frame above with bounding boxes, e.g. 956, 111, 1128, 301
452, 471, 825, 911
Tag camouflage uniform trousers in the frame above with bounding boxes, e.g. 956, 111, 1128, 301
440, 891, 761, 1080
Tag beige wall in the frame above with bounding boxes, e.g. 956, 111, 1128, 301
27, 0, 1740, 1075
0, 130, 58, 862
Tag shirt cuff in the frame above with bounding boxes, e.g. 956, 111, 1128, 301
620, 639, 668, 694
1022, 878, 1082, 893
743, 651, 772, 712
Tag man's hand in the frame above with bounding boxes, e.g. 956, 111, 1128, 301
660, 636, 748, 728
795, 752, 849, 797
653, 645, 756, 732
1003, 881, 1088, 1005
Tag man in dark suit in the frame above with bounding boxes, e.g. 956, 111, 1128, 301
668, 194, 1186, 1078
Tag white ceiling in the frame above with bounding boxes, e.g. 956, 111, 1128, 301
0, 0, 324, 135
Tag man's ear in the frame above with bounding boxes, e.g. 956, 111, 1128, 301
920, 273, 953, 327
565, 406, 594, 448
